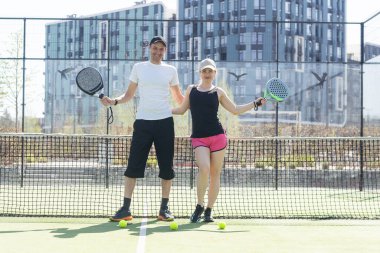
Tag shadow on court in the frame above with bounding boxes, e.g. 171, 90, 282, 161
49, 219, 248, 238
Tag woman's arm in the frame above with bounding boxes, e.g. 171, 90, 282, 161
172, 85, 192, 115
218, 88, 266, 115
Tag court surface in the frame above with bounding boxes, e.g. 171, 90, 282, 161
1, 217, 380, 253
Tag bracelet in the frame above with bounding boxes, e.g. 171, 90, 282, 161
114, 99, 118, 106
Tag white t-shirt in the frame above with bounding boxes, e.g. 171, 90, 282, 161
129, 61, 179, 120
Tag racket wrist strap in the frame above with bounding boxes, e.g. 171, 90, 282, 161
114, 99, 118, 106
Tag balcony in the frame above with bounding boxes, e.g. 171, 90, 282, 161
236, 44, 246, 51
140, 26, 149, 31
206, 14, 214, 20
206, 31, 214, 37
219, 46, 227, 53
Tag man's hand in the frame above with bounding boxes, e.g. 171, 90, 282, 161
101, 96, 115, 106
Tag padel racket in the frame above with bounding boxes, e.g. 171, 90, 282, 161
254, 77, 289, 111
76, 67, 113, 123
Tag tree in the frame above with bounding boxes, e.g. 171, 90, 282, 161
0, 31, 34, 132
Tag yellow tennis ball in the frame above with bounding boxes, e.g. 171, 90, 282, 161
118, 220, 128, 228
169, 222, 178, 231
218, 222, 226, 229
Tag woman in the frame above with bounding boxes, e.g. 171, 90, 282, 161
172, 58, 266, 222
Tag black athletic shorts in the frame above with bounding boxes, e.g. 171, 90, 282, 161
124, 117, 175, 180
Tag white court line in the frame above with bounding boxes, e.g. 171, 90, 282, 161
136, 202, 148, 253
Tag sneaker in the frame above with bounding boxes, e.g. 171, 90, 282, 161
158, 207, 175, 221
190, 204, 204, 223
203, 207, 214, 222
109, 206, 133, 221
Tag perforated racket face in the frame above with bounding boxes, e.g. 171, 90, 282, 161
265, 78, 289, 102
76, 67, 103, 95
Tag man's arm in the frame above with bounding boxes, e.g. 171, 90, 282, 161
170, 85, 185, 105
101, 81, 138, 106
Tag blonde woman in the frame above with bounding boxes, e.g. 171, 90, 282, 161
172, 58, 266, 222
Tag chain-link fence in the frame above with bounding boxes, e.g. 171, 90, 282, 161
0, 15, 379, 137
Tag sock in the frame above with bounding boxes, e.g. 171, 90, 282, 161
160, 198, 169, 210
123, 197, 131, 210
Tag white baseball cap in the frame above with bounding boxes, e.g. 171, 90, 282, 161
199, 58, 217, 71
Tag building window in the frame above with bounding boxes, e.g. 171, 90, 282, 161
285, 2, 291, 14
260, 0, 265, 9
207, 4, 213, 15
307, 7, 312, 19
185, 8, 191, 18
239, 51, 245, 61
240, 0, 246, 9
206, 38, 212, 49
252, 32, 257, 44
257, 33, 263, 44
240, 15, 246, 28
285, 19, 291, 31
254, 0, 259, 8
328, 29, 332, 40
252, 50, 257, 60
221, 36, 227, 46
254, 15, 259, 27
185, 24, 191, 36
220, 2, 225, 13
206, 22, 214, 32
214, 38, 219, 48
170, 44, 175, 54
258, 50, 263, 60
239, 34, 245, 43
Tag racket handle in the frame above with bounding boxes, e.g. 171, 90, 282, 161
253, 101, 258, 111
98, 94, 105, 99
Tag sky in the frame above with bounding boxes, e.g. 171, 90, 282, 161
0, 0, 379, 22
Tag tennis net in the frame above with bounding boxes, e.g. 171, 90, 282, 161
1, 134, 379, 219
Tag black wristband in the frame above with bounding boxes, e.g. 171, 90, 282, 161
114, 99, 118, 106
255, 99, 262, 106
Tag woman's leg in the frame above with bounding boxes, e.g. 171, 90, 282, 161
194, 146, 211, 205
207, 149, 226, 209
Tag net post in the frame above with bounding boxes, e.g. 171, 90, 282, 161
190, 148, 194, 189
359, 139, 364, 191
104, 137, 110, 189
20, 135, 25, 187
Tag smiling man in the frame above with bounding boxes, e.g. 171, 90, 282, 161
101, 36, 184, 222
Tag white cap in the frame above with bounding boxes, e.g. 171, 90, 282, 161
199, 58, 217, 71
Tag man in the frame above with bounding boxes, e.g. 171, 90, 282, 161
101, 36, 184, 221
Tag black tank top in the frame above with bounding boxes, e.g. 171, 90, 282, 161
189, 86, 224, 138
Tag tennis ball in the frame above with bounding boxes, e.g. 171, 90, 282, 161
118, 220, 128, 228
169, 222, 178, 231
218, 222, 226, 230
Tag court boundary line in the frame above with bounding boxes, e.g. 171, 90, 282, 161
136, 201, 148, 253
